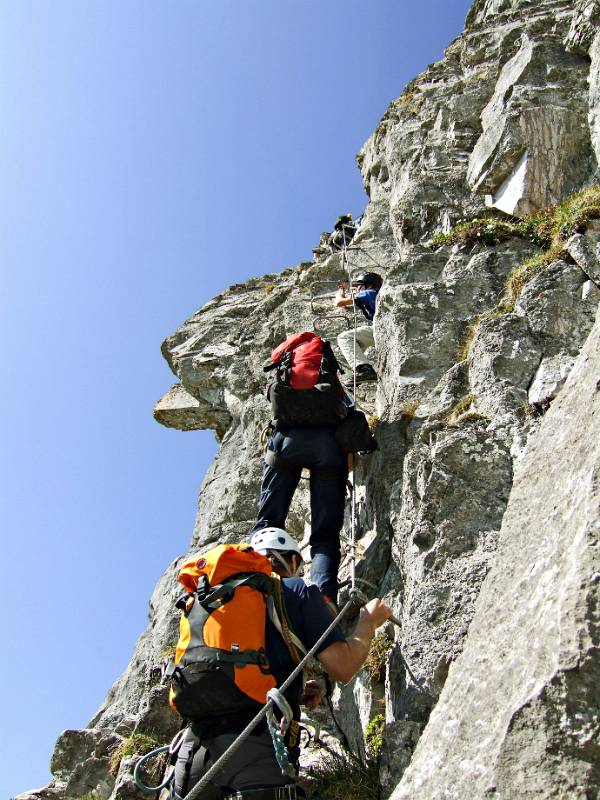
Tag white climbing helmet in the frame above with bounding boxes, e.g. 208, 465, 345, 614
249, 527, 303, 559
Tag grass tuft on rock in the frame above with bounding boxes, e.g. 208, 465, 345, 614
364, 714, 385, 761
306, 749, 380, 800
364, 632, 393, 683
447, 394, 474, 424
109, 733, 165, 777
400, 400, 421, 420
161, 644, 177, 660
503, 246, 565, 310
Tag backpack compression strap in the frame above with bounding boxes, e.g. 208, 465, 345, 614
268, 575, 306, 665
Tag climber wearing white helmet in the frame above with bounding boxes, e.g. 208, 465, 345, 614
173, 524, 391, 800
249, 526, 303, 578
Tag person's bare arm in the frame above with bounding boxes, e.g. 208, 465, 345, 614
335, 282, 354, 308
317, 599, 391, 684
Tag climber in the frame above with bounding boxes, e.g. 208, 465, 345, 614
254, 333, 377, 607
335, 272, 383, 384
172, 529, 392, 800
330, 213, 357, 251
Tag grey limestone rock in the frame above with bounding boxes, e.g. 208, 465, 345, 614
391, 309, 600, 800
153, 383, 215, 432
567, 228, 600, 287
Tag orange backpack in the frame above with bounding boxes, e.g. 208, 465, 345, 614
167, 544, 280, 721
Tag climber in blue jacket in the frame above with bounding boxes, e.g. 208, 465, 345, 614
335, 272, 383, 384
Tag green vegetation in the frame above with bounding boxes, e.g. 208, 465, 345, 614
453, 410, 490, 426
307, 714, 386, 799
432, 185, 600, 251
446, 395, 489, 427
307, 749, 380, 800
109, 733, 165, 777
439, 186, 600, 360
364, 632, 392, 683
364, 714, 385, 761
456, 306, 507, 361
503, 246, 564, 310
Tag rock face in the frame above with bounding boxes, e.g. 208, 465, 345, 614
18, 1, 600, 798
392, 308, 600, 799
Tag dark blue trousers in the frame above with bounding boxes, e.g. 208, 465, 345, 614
251, 427, 348, 602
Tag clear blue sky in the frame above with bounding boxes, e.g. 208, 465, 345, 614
0, 1, 472, 796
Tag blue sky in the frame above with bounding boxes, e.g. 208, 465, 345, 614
0, 1, 472, 795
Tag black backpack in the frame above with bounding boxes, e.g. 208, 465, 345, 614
334, 408, 378, 454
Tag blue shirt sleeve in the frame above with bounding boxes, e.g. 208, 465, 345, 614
282, 579, 345, 655
355, 289, 377, 321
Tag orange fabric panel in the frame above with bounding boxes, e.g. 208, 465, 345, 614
203, 585, 275, 704
177, 544, 271, 592
175, 615, 191, 665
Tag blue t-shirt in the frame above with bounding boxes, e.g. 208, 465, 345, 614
265, 577, 345, 706
355, 288, 378, 321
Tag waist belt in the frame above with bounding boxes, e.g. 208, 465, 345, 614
225, 785, 300, 800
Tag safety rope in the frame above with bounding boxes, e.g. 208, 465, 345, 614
180, 592, 361, 800
340, 224, 359, 594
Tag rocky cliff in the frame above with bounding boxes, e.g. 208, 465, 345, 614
18, 0, 600, 798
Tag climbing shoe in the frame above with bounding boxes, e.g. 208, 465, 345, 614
347, 363, 377, 386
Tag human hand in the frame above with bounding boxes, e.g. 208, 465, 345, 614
360, 598, 392, 631
300, 678, 325, 710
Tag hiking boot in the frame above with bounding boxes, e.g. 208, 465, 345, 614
347, 363, 377, 385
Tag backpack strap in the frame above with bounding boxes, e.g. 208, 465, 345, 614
268, 575, 307, 666
200, 576, 257, 608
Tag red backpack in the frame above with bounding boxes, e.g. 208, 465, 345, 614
264, 332, 347, 429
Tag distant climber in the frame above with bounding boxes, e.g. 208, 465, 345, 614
335, 272, 383, 385
311, 214, 358, 260
171, 536, 392, 799
330, 213, 357, 251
